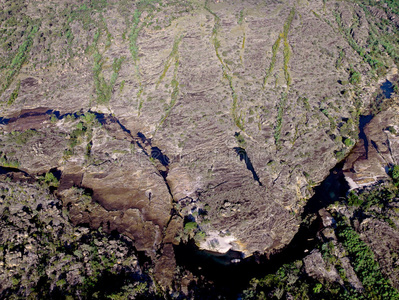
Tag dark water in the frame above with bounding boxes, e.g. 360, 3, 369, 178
380, 80, 394, 99
302, 162, 349, 216
0, 166, 28, 176
375, 80, 394, 109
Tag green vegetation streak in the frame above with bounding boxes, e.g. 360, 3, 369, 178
1, 26, 38, 97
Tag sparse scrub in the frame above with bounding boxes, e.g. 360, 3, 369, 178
334, 9, 388, 73
0, 152, 20, 168
92, 35, 125, 105
9, 129, 40, 145
0, 182, 153, 298
64, 113, 100, 158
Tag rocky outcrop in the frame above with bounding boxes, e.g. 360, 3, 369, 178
344, 103, 399, 189
303, 249, 343, 285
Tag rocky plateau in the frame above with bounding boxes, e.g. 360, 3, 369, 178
1, 0, 399, 298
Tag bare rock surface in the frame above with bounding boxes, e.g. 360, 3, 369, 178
303, 249, 343, 285
344, 103, 399, 188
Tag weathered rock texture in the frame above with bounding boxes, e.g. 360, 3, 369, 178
344, 102, 399, 188
0, 0, 398, 289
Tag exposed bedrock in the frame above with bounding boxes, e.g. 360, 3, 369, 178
1, 0, 397, 289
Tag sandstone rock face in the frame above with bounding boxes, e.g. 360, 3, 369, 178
304, 249, 343, 285
0, 0, 396, 289
344, 103, 399, 189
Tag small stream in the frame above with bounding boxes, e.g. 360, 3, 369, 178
380, 79, 394, 99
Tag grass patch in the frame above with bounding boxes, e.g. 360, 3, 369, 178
264, 8, 295, 88
128, 5, 158, 115
263, 35, 281, 87
205, 1, 244, 130
128, 9, 145, 114
92, 31, 125, 105
156, 35, 183, 87
335, 48, 345, 69
283, 39, 291, 86
282, 8, 295, 87
129, 9, 143, 65
157, 36, 182, 129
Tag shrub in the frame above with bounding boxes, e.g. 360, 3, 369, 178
343, 137, 354, 147
347, 191, 363, 206
234, 132, 246, 148
335, 150, 346, 160
390, 165, 399, 186
184, 222, 197, 232
39, 172, 59, 188
349, 70, 361, 85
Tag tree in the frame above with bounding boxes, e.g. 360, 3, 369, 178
390, 165, 399, 186
349, 69, 361, 85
